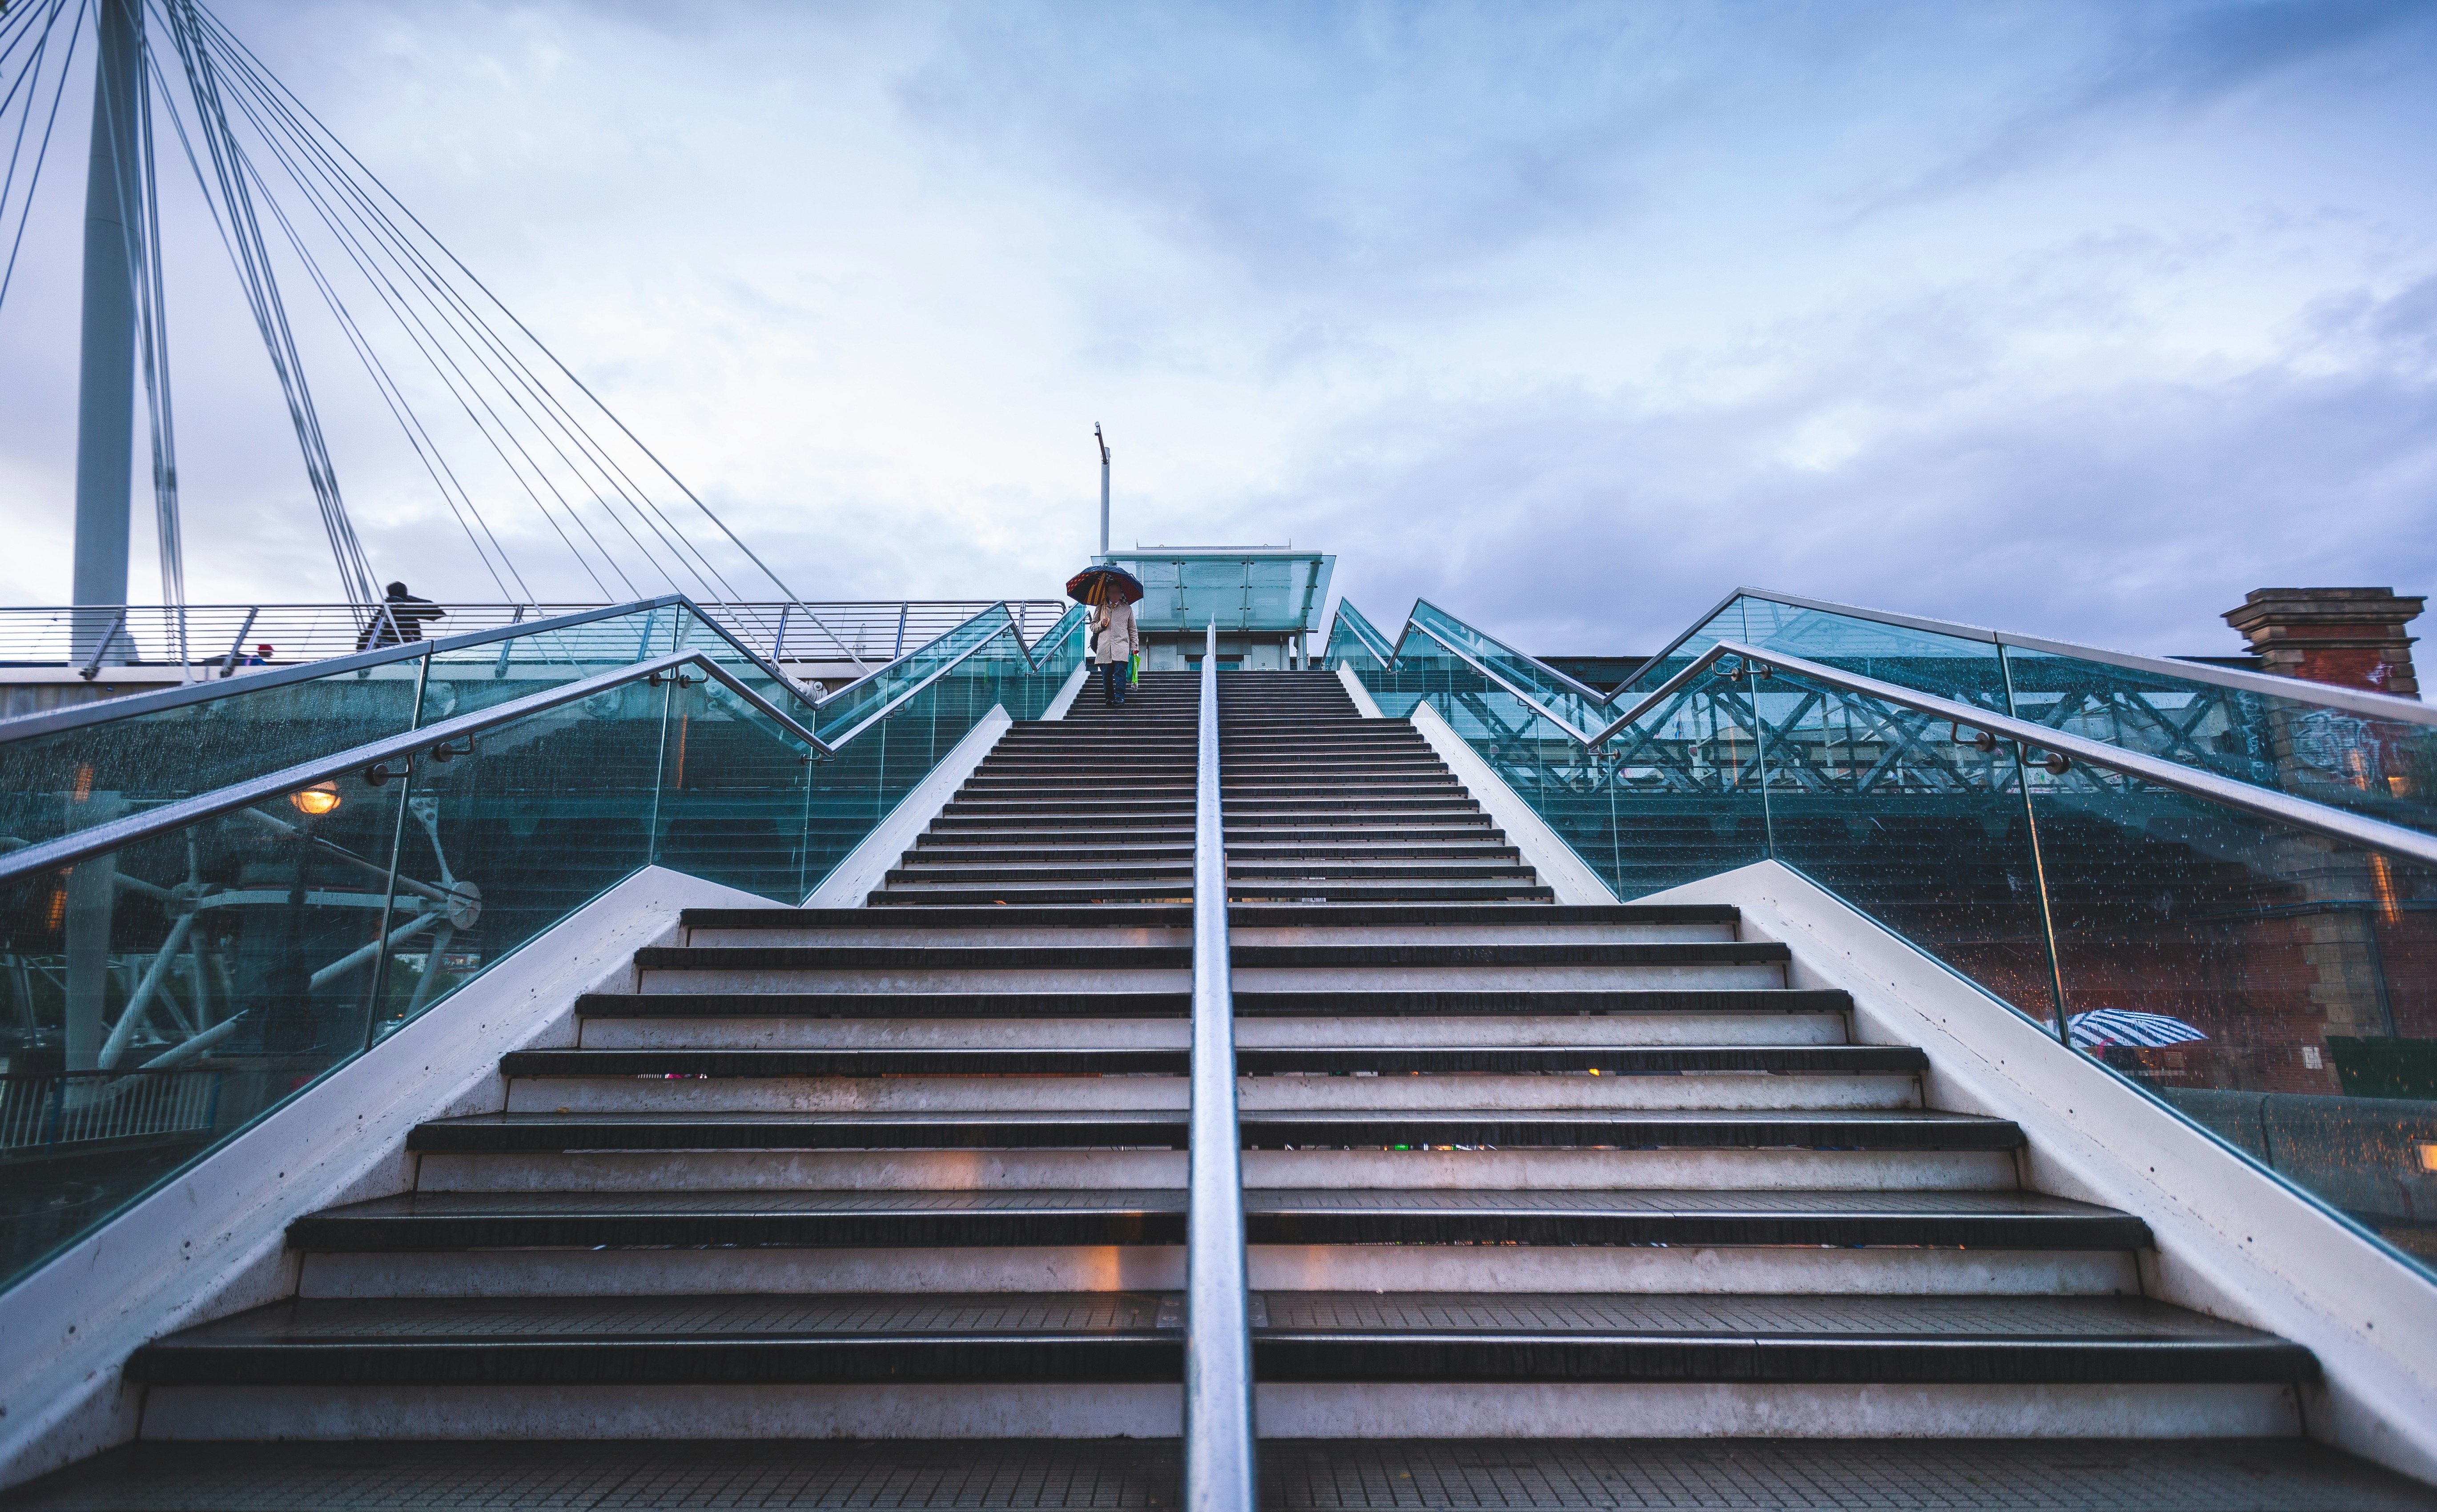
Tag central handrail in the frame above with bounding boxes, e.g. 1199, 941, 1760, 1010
1185, 617, 1257, 1512
0, 624, 1020, 886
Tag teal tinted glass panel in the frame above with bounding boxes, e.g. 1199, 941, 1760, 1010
1749, 667, 2058, 1020
1411, 599, 1606, 737
2002, 646, 2437, 838
1105, 554, 1333, 632
1325, 602, 1395, 674
0, 774, 406, 1290
1735, 598, 2010, 710
2025, 756, 2437, 1281
370, 687, 663, 1041
414, 604, 685, 726
0, 660, 426, 852
651, 678, 815, 902
1347, 619, 1768, 897
812, 608, 1012, 746
1554, 662, 1772, 898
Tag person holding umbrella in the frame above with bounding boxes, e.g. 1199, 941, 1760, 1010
1067, 564, 1145, 707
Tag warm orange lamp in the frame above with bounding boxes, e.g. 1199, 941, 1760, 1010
289, 782, 342, 817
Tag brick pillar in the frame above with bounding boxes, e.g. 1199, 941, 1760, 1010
2223, 587, 2424, 699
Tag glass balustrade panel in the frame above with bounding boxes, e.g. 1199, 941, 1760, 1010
649, 677, 816, 903
2024, 758, 2437, 1280
811, 608, 1013, 746
1324, 603, 1394, 676
0, 660, 428, 852
1748, 668, 2061, 1021
414, 603, 691, 725
1408, 600, 1605, 736
1730, 598, 2012, 711
0, 772, 409, 1291
2003, 645, 2437, 839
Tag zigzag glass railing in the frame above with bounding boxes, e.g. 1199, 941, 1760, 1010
0, 602, 1084, 1295
0, 596, 1078, 850
1334, 598, 2437, 1285
1380, 590, 2437, 841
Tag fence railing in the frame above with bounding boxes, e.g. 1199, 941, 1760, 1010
0, 1069, 223, 1151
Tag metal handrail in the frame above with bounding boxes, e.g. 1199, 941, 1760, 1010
0, 626, 1027, 887
812, 610, 1076, 750
1185, 617, 1256, 1512
812, 602, 1083, 724
1390, 620, 2437, 871
1326, 602, 1399, 668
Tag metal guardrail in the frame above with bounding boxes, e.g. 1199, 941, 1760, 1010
0, 1069, 221, 1151
0, 600, 1070, 678
1186, 617, 1256, 1511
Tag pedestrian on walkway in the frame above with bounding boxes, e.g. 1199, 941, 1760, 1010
1092, 594, 1138, 706
358, 582, 447, 650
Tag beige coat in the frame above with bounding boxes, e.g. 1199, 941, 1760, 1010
1091, 598, 1139, 665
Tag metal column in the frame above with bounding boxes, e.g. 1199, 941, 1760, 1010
70, 0, 144, 665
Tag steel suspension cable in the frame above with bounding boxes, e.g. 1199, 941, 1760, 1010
0, 0, 84, 318
136, 28, 525, 604
192, 2, 816, 616
188, 12, 748, 608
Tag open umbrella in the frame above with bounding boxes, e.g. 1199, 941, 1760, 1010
2064, 1008, 2207, 1049
1066, 565, 1144, 607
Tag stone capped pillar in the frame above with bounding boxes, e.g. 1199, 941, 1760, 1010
2224, 587, 2423, 699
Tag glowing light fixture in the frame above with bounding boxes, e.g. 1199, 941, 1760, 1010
289, 782, 342, 817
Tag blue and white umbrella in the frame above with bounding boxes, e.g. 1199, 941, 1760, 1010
2065, 1008, 2208, 1050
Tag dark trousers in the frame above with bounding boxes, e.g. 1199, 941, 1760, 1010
1100, 662, 1128, 705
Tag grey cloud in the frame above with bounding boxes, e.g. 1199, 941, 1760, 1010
1858, 0, 2436, 215
1283, 280, 2437, 659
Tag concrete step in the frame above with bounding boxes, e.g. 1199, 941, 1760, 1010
1249, 1290, 2312, 1387
128, 1292, 1181, 1390
403, 1107, 2021, 1156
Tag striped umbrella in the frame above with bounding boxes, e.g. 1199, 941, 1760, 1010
2065, 1008, 2208, 1050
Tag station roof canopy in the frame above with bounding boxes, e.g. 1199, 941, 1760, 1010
1095, 548, 1336, 634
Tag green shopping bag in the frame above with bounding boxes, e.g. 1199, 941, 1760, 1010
1128, 652, 1142, 685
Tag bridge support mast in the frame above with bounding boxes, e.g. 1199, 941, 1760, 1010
64, 0, 145, 1075
70, 0, 143, 665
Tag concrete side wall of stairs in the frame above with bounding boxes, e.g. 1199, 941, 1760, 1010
1647, 858, 2437, 1487
0, 866, 772, 1491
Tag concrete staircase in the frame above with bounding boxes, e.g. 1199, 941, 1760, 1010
54, 670, 2356, 1501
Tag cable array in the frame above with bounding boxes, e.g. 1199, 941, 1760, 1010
0, 0, 829, 631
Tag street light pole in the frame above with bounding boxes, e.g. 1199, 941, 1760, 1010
1095, 423, 1110, 557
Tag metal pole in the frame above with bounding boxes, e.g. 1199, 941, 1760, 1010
1095, 424, 1110, 557
1185, 617, 1256, 1512
71, 0, 144, 667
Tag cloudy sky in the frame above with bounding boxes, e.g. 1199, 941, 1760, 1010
2, 0, 2434, 658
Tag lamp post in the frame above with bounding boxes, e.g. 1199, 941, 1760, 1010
1095, 423, 1110, 557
